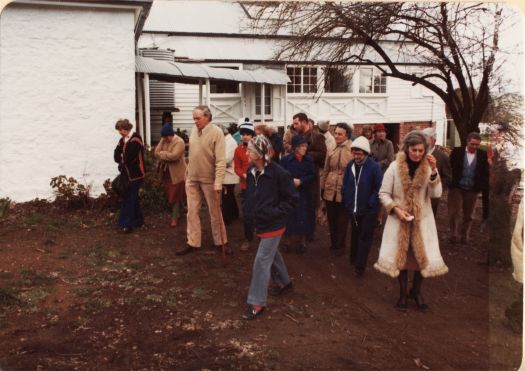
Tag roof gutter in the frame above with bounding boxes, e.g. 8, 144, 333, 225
11, 0, 153, 40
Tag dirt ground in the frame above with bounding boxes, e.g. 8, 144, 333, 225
0, 197, 522, 370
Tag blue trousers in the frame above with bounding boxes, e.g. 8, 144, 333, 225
350, 213, 377, 270
247, 235, 290, 307
118, 180, 144, 229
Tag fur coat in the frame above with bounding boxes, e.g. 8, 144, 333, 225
374, 152, 448, 278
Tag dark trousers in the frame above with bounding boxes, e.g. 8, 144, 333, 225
350, 213, 377, 270
221, 184, 239, 225
119, 180, 144, 229
325, 200, 350, 251
240, 190, 253, 241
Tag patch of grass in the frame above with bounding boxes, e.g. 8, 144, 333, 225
84, 297, 112, 313
74, 316, 90, 327
22, 213, 72, 230
71, 287, 99, 297
82, 243, 109, 265
20, 270, 56, 287
0, 287, 20, 307
145, 294, 163, 303
21, 287, 50, 304
192, 287, 211, 300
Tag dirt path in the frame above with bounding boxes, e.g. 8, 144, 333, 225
0, 202, 521, 370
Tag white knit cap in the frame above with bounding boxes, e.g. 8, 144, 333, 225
317, 120, 330, 133
422, 127, 436, 138
351, 136, 371, 154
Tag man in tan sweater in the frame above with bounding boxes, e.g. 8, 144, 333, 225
176, 105, 229, 255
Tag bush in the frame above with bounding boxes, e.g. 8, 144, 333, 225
139, 149, 171, 215
0, 198, 10, 219
50, 176, 92, 209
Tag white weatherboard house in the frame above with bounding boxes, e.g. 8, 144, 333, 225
138, 0, 448, 146
0, 0, 151, 202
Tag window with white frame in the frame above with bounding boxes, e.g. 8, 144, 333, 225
359, 68, 387, 94
255, 84, 272, 116
286, 66, 318, 93
324, 67, 354, 93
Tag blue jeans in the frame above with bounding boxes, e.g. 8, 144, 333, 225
118, 180, 144, 229
247, 235, 290, 307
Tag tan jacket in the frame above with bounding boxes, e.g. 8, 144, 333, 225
187, 123, 226, 187
320, 140, 353, 203
154, 136, 186, 184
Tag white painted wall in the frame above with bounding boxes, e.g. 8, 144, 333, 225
0, 4, 136, 201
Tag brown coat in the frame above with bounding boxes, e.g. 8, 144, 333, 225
320, 140, 353, 203
154, 136, 186, 184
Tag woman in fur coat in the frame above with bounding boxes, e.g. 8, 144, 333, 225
374, 131, 448, 311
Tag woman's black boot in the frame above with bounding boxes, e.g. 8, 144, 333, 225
410, 271, 429, 311
396, 270, 408, 311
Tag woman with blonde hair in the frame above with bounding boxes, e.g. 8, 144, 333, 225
375, 131, 448, 311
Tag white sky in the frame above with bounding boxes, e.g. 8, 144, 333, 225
498, 3, 524, 94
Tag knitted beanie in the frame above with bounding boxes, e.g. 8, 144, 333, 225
351, 136, 371, 154
160, 123, 175, 137
239, 120, 255, 136
291, 135, 308, 150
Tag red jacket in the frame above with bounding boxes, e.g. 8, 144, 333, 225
234, 143, 250, 190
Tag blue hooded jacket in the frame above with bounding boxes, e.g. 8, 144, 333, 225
341, 156, 383, 216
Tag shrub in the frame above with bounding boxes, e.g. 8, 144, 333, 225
0, 198, 10, 219
50, 175, 93, 209
139, 149, 171, 215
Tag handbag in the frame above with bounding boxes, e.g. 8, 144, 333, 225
111, 173, 129, 196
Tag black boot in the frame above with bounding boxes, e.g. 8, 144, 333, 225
409, 271, 429, 311
396, 270, 408, 311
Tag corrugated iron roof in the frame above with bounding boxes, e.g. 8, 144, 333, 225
138, 34, 421, 64
143, 0, 247, 34
135, 56, 290, 85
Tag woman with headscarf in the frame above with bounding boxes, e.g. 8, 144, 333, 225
154, 123, 186, 227
242, 135, 299, 320
280, 135, 316, 254
374, 131, 448, 311
114, 119, 145, 233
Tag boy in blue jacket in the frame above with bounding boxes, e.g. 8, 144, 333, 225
242, 135, 300, 320
342, 136, 383, 277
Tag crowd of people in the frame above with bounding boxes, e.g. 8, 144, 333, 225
113, 105, 496, 320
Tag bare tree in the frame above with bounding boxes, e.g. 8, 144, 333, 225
244, 2, 507, 145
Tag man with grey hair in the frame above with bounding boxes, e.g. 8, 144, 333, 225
422, 127, 452, 215
176, 105, 229, 255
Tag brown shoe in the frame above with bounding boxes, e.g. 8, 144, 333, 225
170, 218, 178, 227
176, 244, 194, 256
